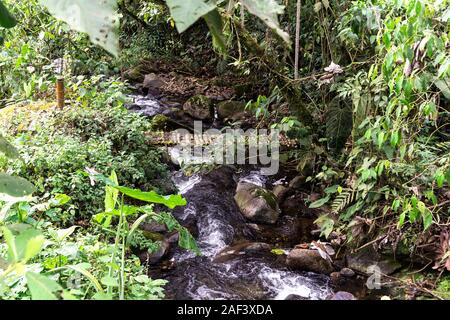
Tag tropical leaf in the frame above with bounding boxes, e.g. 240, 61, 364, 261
240, 0, 290, 44
203, 9, 226, 53
0, 0, 16, 28
39, 0, 119, 56
309, 195, 330, 208
26, 272, 61, 300
0, 173, 36, 197
0, 135, 19, 159
165, 0, 216, 33
116, 186, 186, 209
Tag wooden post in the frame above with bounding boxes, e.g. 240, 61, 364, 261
56, 77, 65, 108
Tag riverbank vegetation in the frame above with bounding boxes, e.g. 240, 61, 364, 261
0, 0, 449, 300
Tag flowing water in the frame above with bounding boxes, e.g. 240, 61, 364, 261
153, 167, 333, 300
128, 94, 334, 300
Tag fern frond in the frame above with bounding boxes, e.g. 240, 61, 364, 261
331, 189, 355, 213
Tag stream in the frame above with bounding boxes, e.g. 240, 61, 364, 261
128, 94, 335, 300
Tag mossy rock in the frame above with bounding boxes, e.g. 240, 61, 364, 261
151, 114, 172, 131
234, 182, 280, 224
217, 100, 247, 121
182, 95, 213, 120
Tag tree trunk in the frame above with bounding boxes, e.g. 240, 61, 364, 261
294, 0, 301, 80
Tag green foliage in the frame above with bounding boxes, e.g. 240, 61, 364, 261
0, 0, 15, 28
39, 0, 119, 56
313, 0, 450, 243
0, 169, 197, 300
0, 89, 172, 220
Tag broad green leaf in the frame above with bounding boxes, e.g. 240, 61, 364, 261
178, 228, 200, 255
240, 0, 290, 44
26, 272, 61, 300
92, 292, 113, 300
166, 0, 216, 33
203, 9, 226, 53
1, 227, 18, 263
105, 171, 119, 212
0, 0, 16, 28
116, 186, 186, 209
0, 173, 35, 197
14, 228, 44, 263
49, 193, 71, 207
422, 210, 433, 230
53, 226, 77, 242
435, 170, 445, 188
0, 135, 19, 159
309, 195, 330, 208
100, 275, 118, 287
23, 235, 45, 262
39, 0, 119, 56
398, 211, 406, 228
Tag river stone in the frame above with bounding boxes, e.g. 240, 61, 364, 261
217, 101, 247, 121
183, 95, 213, 120
139, 240, 170, 265
340, 267, 355, 278
288, 175, 306, 189
234, 182, 280, 224
143, 73, 164, 89
329, 291, 356, 300
347, 248, 402, 276
286, 249, 334, 274
273, 185, 290, 203
213, 242, 272, 263
284, 294, 308, 300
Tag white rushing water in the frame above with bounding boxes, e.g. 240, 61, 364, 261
170, 172, 332, 300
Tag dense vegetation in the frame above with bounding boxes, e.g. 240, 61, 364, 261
0, 0, 449, 300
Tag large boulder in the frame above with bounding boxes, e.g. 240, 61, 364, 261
234, 182, 280, 224
143, 73, 164, 89
346, 248, 402, 276
286, 248, 334, 274
183, 95, 213, 120
217, 100, 247, 121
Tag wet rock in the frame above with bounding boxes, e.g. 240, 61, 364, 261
139, 240, 170, 265
247, 216, 314, 246
183, 95, 213, 120
329, 291, 356, 300
281, 193, 304, 216
217, 101, 247, 121
330, 272, 341, 285
273, 185, 290, 203
143, 73, 164, 89
141, 221, 168, 234
234, 182, 280, 224
286, 249, 334, 274
288, 175, 306, 189
124, 65, 146, 82
284, 294, 308, 300
213, 242, 272, 263
340, 267, 355, 278
347, 248, 402, 276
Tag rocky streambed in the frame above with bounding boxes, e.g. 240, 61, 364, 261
124, 73, 404, 300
